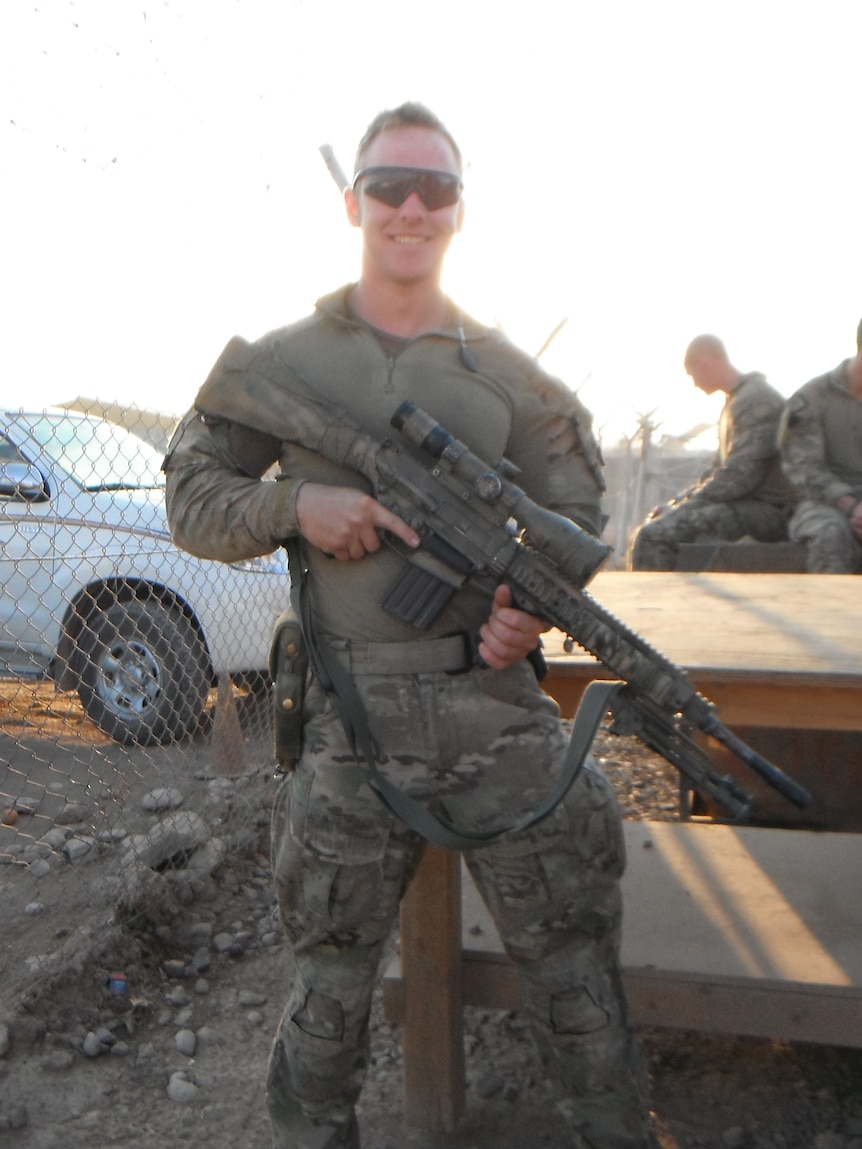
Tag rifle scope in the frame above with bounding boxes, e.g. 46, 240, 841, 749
391, 401, 612, 589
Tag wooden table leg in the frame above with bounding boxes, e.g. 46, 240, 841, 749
399, 844, 466, 1133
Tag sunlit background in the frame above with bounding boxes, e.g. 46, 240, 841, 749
3, 0, 860, 446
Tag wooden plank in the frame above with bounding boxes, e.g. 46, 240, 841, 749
618, 824, 862, 984
676, 540, 808, 573
385, 960, 862, 1050
542, 665, 862, 731
384, 825, 862, 1049
399, 845, 465, 1132
623, 969, 862, 1047
693, 680, 862, 730
542, 667, 862, 731
385, 951, 521, 1018
543, 572, 862, 686
538, 572, 862, 827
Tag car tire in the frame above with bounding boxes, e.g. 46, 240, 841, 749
77, 597, 210, 745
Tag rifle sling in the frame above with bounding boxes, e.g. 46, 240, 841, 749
286, 539, 620, 850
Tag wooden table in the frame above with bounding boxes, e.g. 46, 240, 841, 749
541, 571, 861, 730
541, 571, 862, 828
384, 572, 862, 1131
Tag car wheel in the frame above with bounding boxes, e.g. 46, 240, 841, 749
77, 597, 210, 745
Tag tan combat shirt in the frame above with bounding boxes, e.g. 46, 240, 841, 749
164, 286, 605, 644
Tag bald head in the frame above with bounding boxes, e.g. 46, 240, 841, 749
685, 334, 727, 367
684, 334, 739, 395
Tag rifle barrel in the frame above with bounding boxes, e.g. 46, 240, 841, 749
700, 714, 812, 808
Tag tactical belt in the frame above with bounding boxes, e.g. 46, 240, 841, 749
319, 629, 620, 851
326, 634, 471, 676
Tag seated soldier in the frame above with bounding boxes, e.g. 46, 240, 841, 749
779, 316, 862, 573
628, 334, 796, 570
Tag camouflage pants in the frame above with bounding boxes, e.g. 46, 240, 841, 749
628, 497, 788, 570
267, 661, 655, 1149
788, 500, 862, 573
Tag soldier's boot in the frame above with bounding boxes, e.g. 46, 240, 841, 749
272, 1111, 360, 1149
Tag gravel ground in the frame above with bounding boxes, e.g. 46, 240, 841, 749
355, 728, 862, 1149
1, 720, 860, 1148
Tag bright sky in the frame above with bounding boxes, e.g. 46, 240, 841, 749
2, 0, 860, 447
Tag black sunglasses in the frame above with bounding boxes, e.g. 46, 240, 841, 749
353, 166, 463, 211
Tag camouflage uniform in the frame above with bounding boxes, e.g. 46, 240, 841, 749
780, 362, 862, 573
164, 287, 656, 1149
629, 373, 796, 570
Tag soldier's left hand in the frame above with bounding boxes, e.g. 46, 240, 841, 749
478, 584, 548, 670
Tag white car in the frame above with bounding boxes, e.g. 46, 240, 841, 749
0, 408, 289, 745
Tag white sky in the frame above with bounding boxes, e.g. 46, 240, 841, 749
2, 0, 860, 446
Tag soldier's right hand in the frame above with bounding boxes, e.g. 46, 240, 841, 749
295, 482, 420, 561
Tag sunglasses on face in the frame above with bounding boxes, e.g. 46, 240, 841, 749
353, 166, 463, 211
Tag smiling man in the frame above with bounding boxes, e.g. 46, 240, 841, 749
164, 103, 659, 1149
347, 123, 464, 304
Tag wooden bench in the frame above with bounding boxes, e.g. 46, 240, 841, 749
541, 571, 862, 831
383, 572, 862, 1131
676, 539, 807, 573
384, 826, 862, 1128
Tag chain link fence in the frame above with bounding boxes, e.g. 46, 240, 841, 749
0, 400, 289, 1015
0, 397, 712, 1021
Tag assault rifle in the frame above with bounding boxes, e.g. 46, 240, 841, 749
195, 339, 812, 822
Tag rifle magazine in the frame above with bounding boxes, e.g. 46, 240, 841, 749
381, 564, 457, 629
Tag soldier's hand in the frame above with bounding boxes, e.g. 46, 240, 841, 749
296, 483, 419, 561
849, 500, 862, 542
478, 584, 548, 670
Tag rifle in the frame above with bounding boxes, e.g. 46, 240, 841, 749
195, 339, 813, 823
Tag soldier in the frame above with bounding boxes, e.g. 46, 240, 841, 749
628, 334, 796, 570
779, 317, 862, 573
163, 103, 659, 1149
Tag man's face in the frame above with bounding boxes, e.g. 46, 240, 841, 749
346, 125, 464, 288
685, 356, 723, 395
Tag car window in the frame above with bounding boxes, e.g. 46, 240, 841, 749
0, 437, 27, 466
0, 434, 48, 501
6, 413, 165, 491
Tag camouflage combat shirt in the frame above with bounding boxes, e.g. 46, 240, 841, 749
164, 286, 606, 645
780, 361, 862, 505
679, 372, 795, 508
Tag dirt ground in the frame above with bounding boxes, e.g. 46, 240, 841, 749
1, 684, 861, 1149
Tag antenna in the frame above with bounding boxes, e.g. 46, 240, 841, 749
319, 144, 350, 193
535, 317, 569, 359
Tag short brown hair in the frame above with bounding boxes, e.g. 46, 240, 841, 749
354, 102, 462, 175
